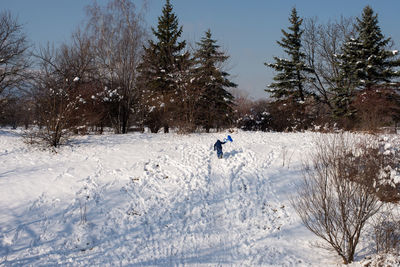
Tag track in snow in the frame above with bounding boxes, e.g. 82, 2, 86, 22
0, 130, 331, 266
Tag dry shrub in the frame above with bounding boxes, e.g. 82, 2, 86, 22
344, 139, 400, 203
372, 209, 400, 255
352, 88, 400, 132
371, 138, 400, 203
175, 121, 197, 134
268, 98, 314, 132
361, 253, 400, 267
292, 133, 383, 264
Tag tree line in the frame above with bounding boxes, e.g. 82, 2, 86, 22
0, 2, 399, 146
0, 0, 236, 146
261, 6, 400, 131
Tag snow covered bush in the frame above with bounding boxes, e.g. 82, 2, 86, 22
350, 136, 400, 203
236, 100, 271, 131
361, 253, 400, 267
292, 134, 383, 264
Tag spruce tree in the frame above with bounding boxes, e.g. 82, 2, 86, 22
332, 38, 362, 118
355, 6, 400, 89
338, 6, 400, 90
334, 5, 400, 119
138, 0, 190, 133
265, 7, 313, 102
193, 29, 236, 132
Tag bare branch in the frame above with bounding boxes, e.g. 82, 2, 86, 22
292, 133, 383, 264
302, 16, 355, 108
0, 10, 30, 97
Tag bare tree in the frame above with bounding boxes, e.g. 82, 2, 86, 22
31, 32, 97, 147
0, 10, 30, 107
84, 0, 147, 133
302, 17, 355, 109
231, 88, 253, 117
31, 45, 75, 146
292, 134, 382, 264
57, 30, 96, 83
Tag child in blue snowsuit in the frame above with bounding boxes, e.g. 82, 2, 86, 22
214, 139, 226, 159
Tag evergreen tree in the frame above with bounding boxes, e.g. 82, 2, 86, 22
332, 38, 362, 118
194, 29, 236, 132
334, 5, 400, 119
265, 7, 313, 102
354, 6, 400, 89
138, 0, 190, 133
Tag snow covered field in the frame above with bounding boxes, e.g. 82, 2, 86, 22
0, 129, 377, 266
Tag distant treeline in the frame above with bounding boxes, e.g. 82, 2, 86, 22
0, 1, 399, 146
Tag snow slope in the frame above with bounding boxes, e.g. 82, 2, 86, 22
0, 129, 358, 266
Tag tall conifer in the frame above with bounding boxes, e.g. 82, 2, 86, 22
334, 5, 400, 118
337, 6, 400, 90
354, 6, 400, 89
138, 0, 190, 133
265, 7, 313, 102
194, 29, 236, 132
332, 38, 361, 118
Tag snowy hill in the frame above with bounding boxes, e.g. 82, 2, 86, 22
0, 129, 367, 266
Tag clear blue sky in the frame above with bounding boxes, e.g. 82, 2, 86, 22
3, 0, 400, 99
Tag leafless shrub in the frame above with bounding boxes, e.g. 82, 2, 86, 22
21, 129, 41, 145
31, 42, 91, 147
351, 88, 400, 132
372, 209, 400, 254
292, 133, 383, 264
281, 147, 295, 168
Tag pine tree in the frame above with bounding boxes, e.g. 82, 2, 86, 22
332, 38, 362, 118
138, 0, 190, 133
337, 6, 400, 91
354, 6, 400, 89
265, 7, 313, 102
194, 29, 236, 132
334, 5, 400, 119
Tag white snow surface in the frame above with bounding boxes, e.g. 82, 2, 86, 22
0, 129, 373, 266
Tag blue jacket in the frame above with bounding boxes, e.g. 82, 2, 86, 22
214, 140, 226, 153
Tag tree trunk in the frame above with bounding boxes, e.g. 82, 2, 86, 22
163, 125, 169, 133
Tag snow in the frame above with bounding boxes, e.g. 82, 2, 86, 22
0, 129, 387, 266
359, 253, 400, 267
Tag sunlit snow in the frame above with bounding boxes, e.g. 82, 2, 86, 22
0, 129, 396, 266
